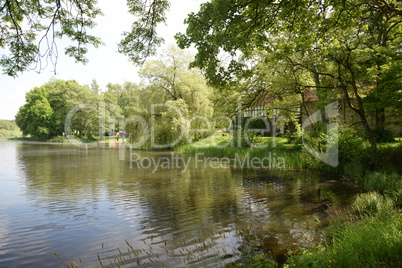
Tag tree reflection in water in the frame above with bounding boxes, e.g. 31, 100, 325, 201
8, 142, 358, 267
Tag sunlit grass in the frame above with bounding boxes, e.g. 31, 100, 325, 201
175, 133, 307, 170
285, 170, 402, 268
285, 211, 402, 268
183, 133, 291, 149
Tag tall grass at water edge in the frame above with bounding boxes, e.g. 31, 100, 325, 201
54, 224, 279, 268
285, 171, 402, 268
285, 211, 402, 267
175, 136, 308, 170
177, 133, 402, 267
54, 133, 402, 267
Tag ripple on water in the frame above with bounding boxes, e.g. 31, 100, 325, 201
0, 142, 359, 267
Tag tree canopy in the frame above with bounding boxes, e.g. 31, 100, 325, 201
15, 46, 214, 146
176, 0, 402, 168
0, 119, 21, 137
16, 79, 99, 139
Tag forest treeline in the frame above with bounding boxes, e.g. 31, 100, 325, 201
14, 0, 402, 168
0, 120, 21, 137
15, 47, 217, 147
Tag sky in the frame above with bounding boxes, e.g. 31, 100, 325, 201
0, 0, 206, 120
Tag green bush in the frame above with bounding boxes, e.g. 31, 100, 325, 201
372, 127, 395, 143
363, 173, 402, 209
351, 192, 395, 217
388, 189, 402, 209
231, 129, 252, 148
338, 128, 367, 165
0, 128, 22, 137
283, 129, 303, 145
48, 136, 69, 142
342, 162, 364, 180
285, 213, 402, 267
363, 172, 402, 194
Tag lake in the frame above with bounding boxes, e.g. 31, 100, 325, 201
0, 139, 358, 267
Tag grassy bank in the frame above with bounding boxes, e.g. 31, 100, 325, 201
285, 212, 402, 267
175, 135, 309, 170
176, 132, 402, 173
283, 171, 402, 268
174, 133, 402, 267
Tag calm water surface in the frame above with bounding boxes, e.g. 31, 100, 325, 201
0, 139, 358, 267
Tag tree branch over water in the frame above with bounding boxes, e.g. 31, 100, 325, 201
0, 0, 170, 76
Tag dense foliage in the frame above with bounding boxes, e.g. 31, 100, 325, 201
177, 0, 402, 168
0, 0, 169, 76
15, 46, 214, 145
15, 80, 99, 139
0, 120, 21, 137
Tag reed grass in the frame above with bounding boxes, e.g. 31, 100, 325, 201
351, 192, 395, 217
55, 134, 402, 267
285, 211, 402, 268
55, 224, 279, 268
285, 170, 402, 267
363, 172, 402, 194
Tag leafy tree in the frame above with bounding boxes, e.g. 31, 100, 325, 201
16, 87, 53, 138
0, 120, 15, 130
0, 120, 22, 137
103, 83, 124, 134
15, 79, 99, 139
102, 82, 144, 136
0, 0, 171, 76
118, 0, 170, 65
136, 45, 213, 147
44, 79, 99, 137
177, 0, 402, 169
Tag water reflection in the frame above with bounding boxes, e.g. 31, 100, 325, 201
0, 141, 357, 267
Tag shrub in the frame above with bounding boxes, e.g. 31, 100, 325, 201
283, 129, 303, 145
285, 213, 402, 267
232, 129, 252, 148
351, 192, 395, 217
363, 172, 402, 194
372, 127, 395, 143
337, 128, 367, 165
48, 136, 68, 142
388, 189, 402, 209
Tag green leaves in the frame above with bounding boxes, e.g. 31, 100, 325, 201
16, 79, 100, 139
0, 0, 103, 76
178, 0, 402, 89
0, 0, 176, 75
16, 87, 53, 138
119, 0, 170, 64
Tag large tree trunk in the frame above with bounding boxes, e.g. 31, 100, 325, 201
300, 93, 322, 153
342, 81, 381, 170
339, 58, 381, 170
375, 107, 385, 131
358, 107, 381, 170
